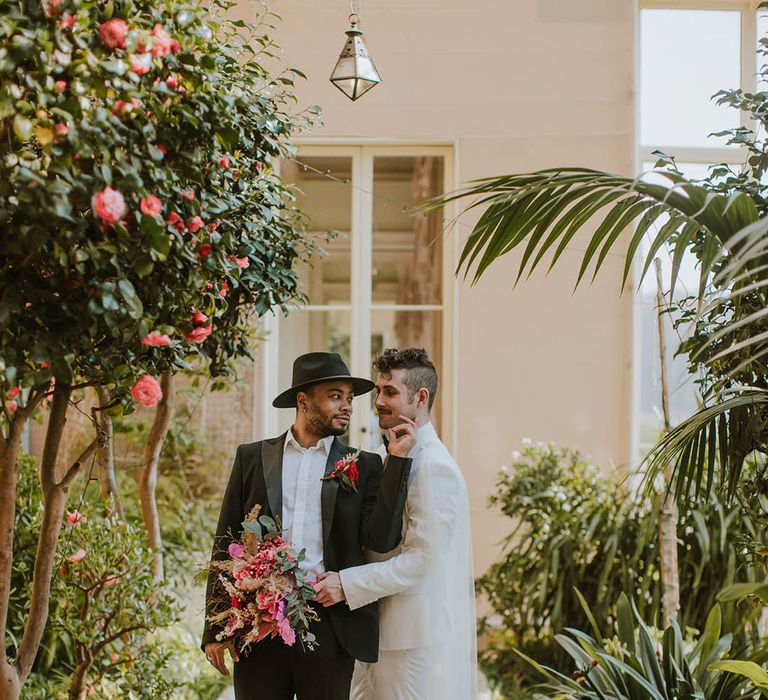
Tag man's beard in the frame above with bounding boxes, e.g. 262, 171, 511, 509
306, 406, 347, 437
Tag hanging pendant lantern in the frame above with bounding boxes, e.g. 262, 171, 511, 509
329, 11, 381, 101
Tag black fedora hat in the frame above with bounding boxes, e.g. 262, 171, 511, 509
272, 352, 375, 409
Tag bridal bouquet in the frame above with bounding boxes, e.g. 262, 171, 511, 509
206, 505, 319, 652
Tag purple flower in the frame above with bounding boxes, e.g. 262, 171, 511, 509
228, 543, 244, 560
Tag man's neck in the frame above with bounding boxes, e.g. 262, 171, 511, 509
290, 423, 327, 449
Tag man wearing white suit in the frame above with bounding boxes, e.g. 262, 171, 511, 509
314, 348, 477, 699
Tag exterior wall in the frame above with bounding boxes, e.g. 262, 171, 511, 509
238, 0, 638, 576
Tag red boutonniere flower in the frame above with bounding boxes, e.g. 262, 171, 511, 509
322, 452, 360, 492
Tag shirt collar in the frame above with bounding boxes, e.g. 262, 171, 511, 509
285, 429, 335, 454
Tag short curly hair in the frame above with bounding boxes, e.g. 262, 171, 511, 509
373, 347, 438, 411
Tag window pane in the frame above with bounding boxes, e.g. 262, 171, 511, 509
369, 310, 443, 450
759, 11, 768, 90
372, 156, 444, 304
276, 309, 352, 435
640, 9, 741, 148
282, 157, 352, 304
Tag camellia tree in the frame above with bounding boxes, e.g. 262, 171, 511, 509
0, 0, 312, 696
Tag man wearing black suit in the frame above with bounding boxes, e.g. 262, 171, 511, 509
202, 352, 415, 700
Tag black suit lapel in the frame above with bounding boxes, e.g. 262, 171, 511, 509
321, 438, 348, 545
261, 433, 286, 520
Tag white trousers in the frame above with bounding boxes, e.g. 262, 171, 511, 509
349, 647, 433, 700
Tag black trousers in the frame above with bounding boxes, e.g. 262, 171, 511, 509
232, 606, 355, 700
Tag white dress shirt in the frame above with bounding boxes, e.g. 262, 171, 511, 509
281, 430, 334, 581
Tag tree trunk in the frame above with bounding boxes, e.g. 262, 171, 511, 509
67, 647, 93, 700
139, 372, 175, 581
655, 258, 680, 629
94, 388, 123, 519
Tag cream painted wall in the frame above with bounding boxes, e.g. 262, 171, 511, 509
237, 0, 638, 576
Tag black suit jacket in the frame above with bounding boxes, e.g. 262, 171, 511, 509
202, 433, 411, 663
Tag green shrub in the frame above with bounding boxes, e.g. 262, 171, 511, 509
478, 442, 764, 698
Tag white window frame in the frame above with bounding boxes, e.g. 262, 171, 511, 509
258, 142, 459, 453
631, 0, 758, 462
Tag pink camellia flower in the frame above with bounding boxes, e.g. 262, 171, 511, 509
67, 548, 86, 563
230, 256, 249, 269
191, 311, 208, 324
198, 243, 212, 258
129, 53, 152, 75
59, 12, 76, 29
155, 144, 167, 155
167, 211, 184, 231
139, 195, 162, 217
66, 510, 87, 527
54, 80, 67, 93
99, 18, 127, 51
112, 97, 142, 115
104, 575, 120, 585
181, 190, 195, 201
165, 76, 178, 89
228, 543, 245, 560
7, 401, 17, 413
130, 375, 163, 407
55, 123, 69, 136
7, 386, 20, 399
149, 24, 175, 56
92, 187, 126, 224
218, 155, 230, 169
188, 216, 204, 233
141, 331, 172, 347
183, 325, 212, 343
219, 280, 230, 297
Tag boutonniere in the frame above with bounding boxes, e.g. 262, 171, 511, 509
321, 451, 360, 492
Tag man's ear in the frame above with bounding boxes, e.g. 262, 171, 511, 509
416, 388, 430, 410
296, 390, 308, 412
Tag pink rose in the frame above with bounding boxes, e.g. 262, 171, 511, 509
139, 195, 162, 217
149, 24, 175, 56
129, 54, 152, 75
55, 123, 69, 136
130, 375, 163, 407
218, 155, 230, 169
54, 80, 67, 92
183, 325, 212, 343
230, 256, 249, 269
7, 386, 20, 399
67, 548, 86, 563
99, 18, 127, 51
191, 311, 208, 324
188, 216, 204, 233
198, 243, 212, 258
141, 331, 172, 347
66, 510, 87, 527
92, 187, 126, 224
228, 543, 245, 560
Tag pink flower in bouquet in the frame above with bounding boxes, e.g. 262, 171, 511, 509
149, 24, 175, 56
99, 18, 127, 51
188, 216, 204, 233
67, 548, 86, 563
131, 375, 163, 407
191, 310, 208, 324
140, 195, 163, 217
228, 543, 245, 560
277, 616, 296, 646
66, 510, 87, 526
129, 54, 152, 75
183, 325, 212, 343
92, 187, 126, 224
54, 80, 67, 92
141, 331, 172, 347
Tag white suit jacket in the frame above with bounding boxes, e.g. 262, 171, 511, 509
340, 422, 477, 697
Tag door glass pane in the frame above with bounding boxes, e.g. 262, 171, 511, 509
282, 156, 352, 304
372, 157, 444, 304
369, 310, 443, 450
640, 9, 741, 148
277, 310, 352, 435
